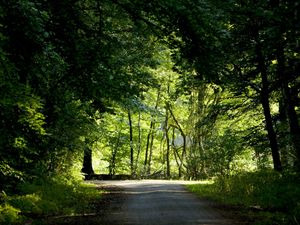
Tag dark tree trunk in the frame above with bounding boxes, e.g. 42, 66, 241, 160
255, 34, 282, 171
164, 108, 171, 178
110, 148, 117, 176
144, 121, 153, 174
276, 40, 300, 171
260, 94, 282, 171
81, 146, 94, 175
147, 123, 156, 175
134, 111, 142, 175
197, 87, 208, 178
165, 132, 171, 178
164, 78, 171, 178
172, 130, 181, 178
278, 96, 290, 167
144, 88, 161, 175
283, 86, 300, 170
167, 104, 186, 178
128, 110, 134, 175
110, 123, 123, 176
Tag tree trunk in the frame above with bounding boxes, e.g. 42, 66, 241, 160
128, 110, 134, 175
171, 127, 181, 177
260, 68, 282, 172
144, 88, 161, 175
134, 110, 142, 175
81, 146, 94, 175
283, 86, 300, 170
278, 96, 290, 167
164, 76, 171, 178
110, 146, 118, 176
109, 124, 123, 176
147, 122, 156, 175
255, 34, 282, 171
167, 103, 186, 178
199, 135, 207, 177
180, 134, 186, 178
276, 40, 300, 171
197, 86, 208, 178
144, 121, 153, 174
164, 108, 171, 178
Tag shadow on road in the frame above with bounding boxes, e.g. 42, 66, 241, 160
46, 180, 252, 225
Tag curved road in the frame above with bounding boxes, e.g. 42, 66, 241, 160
95, 180, 245, 225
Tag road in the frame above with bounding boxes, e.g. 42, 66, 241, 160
93, 180, 246, 225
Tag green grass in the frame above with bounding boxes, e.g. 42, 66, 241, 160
187, 171, 300, 225
0, 177, 103, 225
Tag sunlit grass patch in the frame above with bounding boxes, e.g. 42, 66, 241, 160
0, 178, 103, 224
186, 171, 300, 225
186, 180, 222, 202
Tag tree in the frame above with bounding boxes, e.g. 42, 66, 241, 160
0, 0, 159, 189
221, 0, 300, 171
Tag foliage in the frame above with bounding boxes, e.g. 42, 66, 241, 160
0, 203, 21, 225
187, 170, 300, 225
0, 176, 102, 225
1, 0, 300, 223
0, 0, 158, 190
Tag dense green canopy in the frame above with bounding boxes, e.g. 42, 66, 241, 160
1, 0, 300, 191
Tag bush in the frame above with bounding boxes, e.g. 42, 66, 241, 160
0, 176, 102, 225
8, 194, 43, 215
12, 178, 102, 215
187, 170, 300, 225
0, 204, 22, 225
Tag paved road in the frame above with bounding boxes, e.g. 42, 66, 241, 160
94, 180, 244, 225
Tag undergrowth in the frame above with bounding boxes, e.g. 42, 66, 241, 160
187, 170, 300, 225
0, 176, 103, 225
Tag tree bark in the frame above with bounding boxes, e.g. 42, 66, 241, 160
81, 146, 94, 175
255, 34, 282, 171
278, 96, 290, 167
144, 121, 153, 174
128, 110, 134, 175
283, 86, 300, 170
276, 39, 300, 171
109, 123, 123, 175
147, 123, 156, 175
134, 110, 142, 175
197, 86, 208, 178
144, 88, 161, 175
171, 127, 182, 178
164, 107, 171, 178
260, 69, 282, 172
167, 104, 186, 178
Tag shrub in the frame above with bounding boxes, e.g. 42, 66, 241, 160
1, 176, 103, 225
13, 178, 102, 216
0, 204, 22, 225
187, 170, 300, 225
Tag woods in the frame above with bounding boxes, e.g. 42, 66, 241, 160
1, 0, 300, 224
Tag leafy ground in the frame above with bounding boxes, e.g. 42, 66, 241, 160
186, 171, 300, 225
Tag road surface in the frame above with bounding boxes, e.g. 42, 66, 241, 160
93, 180, 246, 225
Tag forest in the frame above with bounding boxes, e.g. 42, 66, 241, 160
0, 0, 300, 224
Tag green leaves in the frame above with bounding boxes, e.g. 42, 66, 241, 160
1, 0, 299, 195
0, 0, 164, 189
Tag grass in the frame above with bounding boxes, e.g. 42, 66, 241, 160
0, 176, 103, 225
186, 170, 300, 225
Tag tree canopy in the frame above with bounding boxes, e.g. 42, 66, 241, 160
1, 0, 300, 192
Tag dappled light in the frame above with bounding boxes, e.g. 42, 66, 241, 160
1, 0, 300, 224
